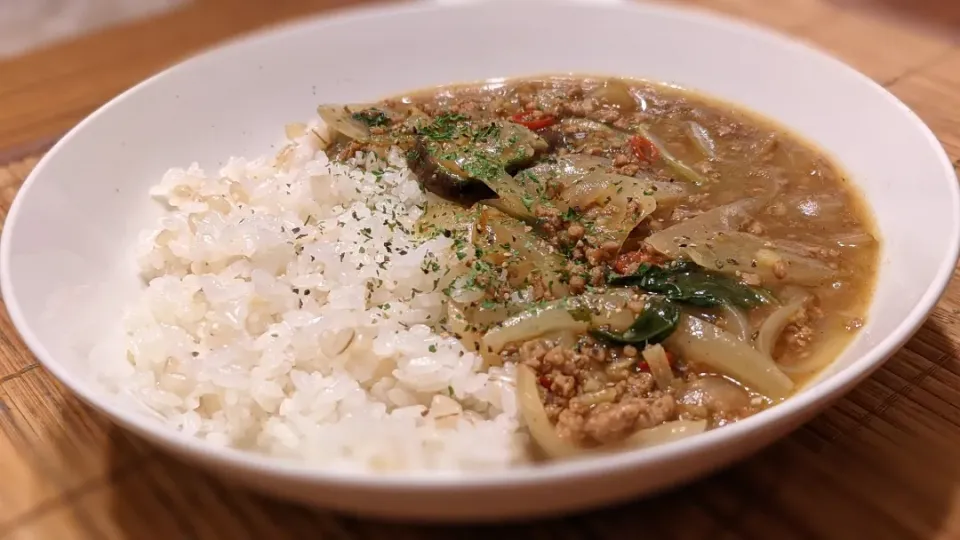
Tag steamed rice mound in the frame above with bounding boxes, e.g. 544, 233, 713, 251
104, 122, 525, 472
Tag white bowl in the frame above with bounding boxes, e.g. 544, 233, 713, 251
2, 0, 957, 522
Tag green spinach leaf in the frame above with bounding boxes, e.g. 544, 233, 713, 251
608, 261, 771, 309
590, 298, 680, 345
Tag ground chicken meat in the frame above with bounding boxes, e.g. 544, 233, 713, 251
782, 304, 819, 351
519, 340, 550, 370
740, 272, 762, 286
620, 372, 656, 397
569, 275, 587, 294
745, 219, 766, 235
772, 260, 788, 280
534, 205, 563, 235
613, 153, 633, 167
336, 141, 364, 162
784, 323, 814, 350
617, 163, 641, 176
518, 335, 683, 446
550, 373, 577, 398
555, 408, 586, 441
589, 109, 621, 124
561, 394, 677, 445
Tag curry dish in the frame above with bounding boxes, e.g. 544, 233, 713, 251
317, 75, 878, 458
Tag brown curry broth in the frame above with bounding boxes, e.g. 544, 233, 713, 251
331, 75, 879, 392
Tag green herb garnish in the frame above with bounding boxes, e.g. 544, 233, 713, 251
419, 112, 469, 141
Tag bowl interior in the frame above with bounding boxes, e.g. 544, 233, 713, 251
3, 0, 957, 475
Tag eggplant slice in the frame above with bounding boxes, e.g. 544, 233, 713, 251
406, 117, 548, 206
408, 137, 498, 205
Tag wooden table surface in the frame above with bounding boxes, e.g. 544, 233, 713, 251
2, 0, 960, 538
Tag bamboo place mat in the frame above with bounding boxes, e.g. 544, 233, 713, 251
3, 0, 960, 538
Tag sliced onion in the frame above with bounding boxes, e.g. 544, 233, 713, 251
479, 196, 534, 224
642, 344, 675, 390
646, 198, 761, 259
476, 209, 569, 298
563, 172, 685, 208
775, 314, 852, 375
464, 301, 516, 328
666, 315, 794, 399
523, 155, 613, 192
622, 419, 707, 449
786, 194, 845, 217
560, 173, 659, 249
778, 357, 834, 375
684, 121, 716, 159
417, 198, 478, 238
551, 154, 613, 176
778, 350, 844, 374
719, 302, 751, 342
574, 387, 619, 407
828, 231, 876, 248
517, 365, 582, 459
590, 80, 638, 112
480, 290, 639, 360
316, 104, 372, 141
563, 172, 625, 209
586, 289, 641, 331
682, 232, 837, 286
482, 309, 588, 361
594, 195, 657, 248
492, 171, 664, 252
560, 117, 617, 135
755, 290, 811, 357
538, 329, 582, 352
448, 287, 485, 305
641, 180, 690, 204
635, 125, 708, 186
678, 376, 751, 415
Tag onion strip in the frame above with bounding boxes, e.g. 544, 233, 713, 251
645, 198, 761, 260
673, 231, 838, 286
684, 121, 717, 159
635, 125, 708, 186
622, 420, 708, 449
480, 291, 638, 361
482, 309, 587, 363
828, 231, 876, 248
775, 314, 851, 375
575, 388, 619, 407
517, 365, 581, 459
560, 172, 659, 249
777, 340, 845, 375
316, 104, 373, 141
475, 209, 569, 298
720, 302, 751, 342
643, 344, 675, 390
755, 291, 811, 357
666, 314, 794, 399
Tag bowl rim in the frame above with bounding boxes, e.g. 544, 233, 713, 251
2, 0, 958, 490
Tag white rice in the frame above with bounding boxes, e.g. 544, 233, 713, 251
98, 121, 527, 472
